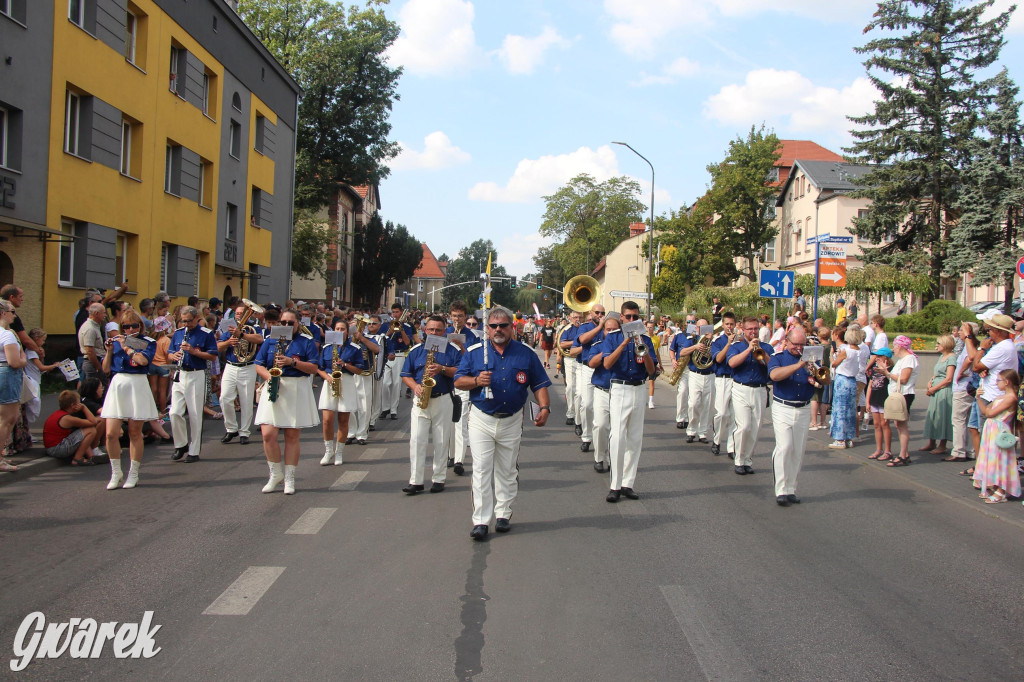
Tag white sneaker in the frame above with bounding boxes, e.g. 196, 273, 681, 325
262, 461, 284, 493
92, 447, 106, 459
828, 440, 848, 449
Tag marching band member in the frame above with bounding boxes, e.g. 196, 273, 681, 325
558, 311, 583, 430
347, 317, 380, 445
317, 320, 367, 467
381, 304, 417, 420
401, 315, 461, 494
599, 302, 656, 502
445, 301, 473, 476
101, 311, 159, 489
571, 304, 606, 452
682, 318, 715, 443
167, 306, 218, 463
710, 312, 737, 458
668, 320, 689, 429
767, 326, 825, 506
217, 303, 264, 446
727, 316, 774, 476
454, 306, 551, 541
588, 313, 620, 473
364, 316, 386, 434
254, 308, 320, 495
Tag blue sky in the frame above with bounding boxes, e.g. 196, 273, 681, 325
379, 0, 1024, 277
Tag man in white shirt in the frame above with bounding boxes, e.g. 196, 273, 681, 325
859, 314, 875, 346
870, 315, 888, 351
974, 314, 1017, 405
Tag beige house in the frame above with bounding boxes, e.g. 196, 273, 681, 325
591, 223, 657, 312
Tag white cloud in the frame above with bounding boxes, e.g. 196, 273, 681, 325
703, 69, 877, 137
989, 0, 1024, 34
469, 145, 621, 203
387, 0, 484, 76
496, 26, 572, 75
498, 232, 554, 277
631, 56, 699, 87
392, 132, 471, 171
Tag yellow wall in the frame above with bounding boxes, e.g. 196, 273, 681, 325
42, 0, 275, 333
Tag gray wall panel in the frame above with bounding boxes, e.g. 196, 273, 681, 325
90, 97, 122, 171
261, 118, 276, 158
269, 119, 296, 303
183, 52, 206, 112
255, 265, 272, 302
84, 223, 117, 289
95, 0, 127, 56
179, 147, 201, 203
260, 191, 273, 231
174, 245, 197, 298
215, 74, 248, 268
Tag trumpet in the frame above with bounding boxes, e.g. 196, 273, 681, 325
330, 344, 343, 398
810, 361, 830, 383
388, 309, 409, 336
752, 345, 770, 365
417, 349, 436, 410
632, 333, 649, 359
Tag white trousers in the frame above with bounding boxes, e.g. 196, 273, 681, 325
687, 372, 715, 438
170, 370, 206, 457
469, 409, 523, 525
352, 374, 371, 440
449, 388, 472, 464
382, 354, 407, 414
564, 356, 578, 420
593, 386, 611, 465
409, 393, 453, 485
731, 384, 764, 466
951, 390, 974, 459
579, 364, 595, 442
609, 383, 646, 490
220, 364, 256, 437
674, 370, 689, 422
771, 401, 811, 496
712, 376, 735, 452
370, 376, 382, 425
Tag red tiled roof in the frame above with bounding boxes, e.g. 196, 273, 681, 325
413, 243, 444, 279
772, 140, 843, 187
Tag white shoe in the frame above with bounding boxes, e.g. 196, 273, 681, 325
283, 464, 297, 495
92, 447, 106, 459
334, 445, 344, 466
262, 461, 284, 493
828, 440, 847, 449
320, 441, 335, 466
106, 463, 123, 490
123, 461, 140, 489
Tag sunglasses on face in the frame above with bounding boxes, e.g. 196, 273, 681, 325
488, 322, 511, 330
622, 314, 639, 320
466, 322, 478, 326
122, 323, 141, 330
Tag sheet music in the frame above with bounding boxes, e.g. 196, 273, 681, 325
530, 402, 543, 421
801, 345, 824, 363
699, 324, 714, 336
424, 334, 449, 352
269, 326, 294, 341
325, 331, 345, 346
57, 359, 80, 382
122, 335, 149, 351
218, 316, 234, 334
622, 320, 646, 336
686, 324, 697, 335
447, 333, 466, 346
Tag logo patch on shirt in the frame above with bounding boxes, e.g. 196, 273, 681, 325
636, 355, 646, 364
515, 371, 528, 384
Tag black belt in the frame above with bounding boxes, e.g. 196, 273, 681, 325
715, 374, 733, 379
180, 366, 203, 372
773, 397, 809, 408
594, 385, 609, 393
738, 382, 766, 388
431, 390, 451, 397
228, 361, 254, 367
692, 369, 713, 375
610, 379, 644, 386
486, 410, 519, 419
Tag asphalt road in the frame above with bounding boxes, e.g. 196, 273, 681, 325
1, 359, 1022, 681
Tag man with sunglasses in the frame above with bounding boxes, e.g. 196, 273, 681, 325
767, 326, 820, 506
571, 305, 606, 452
167, 306, 218, 463
598, 302, 656, 502
558, 311, 583, 430
217, 303, 266, 446
454, 306, 551, 541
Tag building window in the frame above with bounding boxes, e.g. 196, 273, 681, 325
199, 159, 213, 207
763, 239, 776, 263
164, 143, 182, 195
59, 220, 81, 286
251, 187, 262, 226
225, 202, 238, 241
254, 115, 266, 154
124, 10, 137, 63
231, 92, 241, 112
68, 0, 84, 27
160, 243, 168, 290
229, 120, 241, 158
64, 90, 82, 156
120, 120, 131, 175
169, 45, 183, 94
115, 232, 128, 284
795, 221, 802, 255
766, 167, 779, 183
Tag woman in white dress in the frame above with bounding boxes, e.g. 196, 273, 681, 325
317, 320, 367, 466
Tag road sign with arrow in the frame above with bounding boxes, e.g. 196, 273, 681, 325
759, 269, 793, 299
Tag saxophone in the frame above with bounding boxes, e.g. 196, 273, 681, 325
667, 360, 687, 386
267, 337, 289, 403
330, 344, 343, 398
417, 349, 436, 410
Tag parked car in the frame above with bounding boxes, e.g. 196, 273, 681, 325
969, 301, 1003, 313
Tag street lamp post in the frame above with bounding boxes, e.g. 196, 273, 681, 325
612, 141, 655, 317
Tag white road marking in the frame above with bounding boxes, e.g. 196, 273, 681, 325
660, 585, 755, 681
285, 507, 337, 535
360, 447, 386, 460
331, 470, 368, 491
203, 566, 286, 616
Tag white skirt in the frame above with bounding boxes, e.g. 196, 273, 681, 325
102, 372, 159, 421
318, 373, 359, 413
255, 375, 320, 429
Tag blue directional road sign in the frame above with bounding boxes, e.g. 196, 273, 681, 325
759, 269, 794, 299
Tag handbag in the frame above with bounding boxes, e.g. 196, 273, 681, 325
19, 375, 39, 405
883, 379, 908, 421
994, 427, 1017, 450
450, 391, 462, 423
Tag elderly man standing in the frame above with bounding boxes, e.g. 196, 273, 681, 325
167, 306, 218, 463
454, 306, 551, 541
0, 285, 42, 354
78, 303, 108, 385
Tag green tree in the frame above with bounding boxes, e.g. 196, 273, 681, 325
239, 0, 402, 209
290, 209, 335, 279
351, 214, 422, 307
539, 174, 645, 276
947, 69, 1024, 310
442, 240, 514, 310
846, 0, 1014, 301
703, 125, 782, 282
653, 201, 739, 304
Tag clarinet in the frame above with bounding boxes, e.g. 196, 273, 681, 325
172, 328, 189, 383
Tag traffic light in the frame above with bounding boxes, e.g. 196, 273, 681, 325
536, 276, 543, 290
510, 276, 517, 289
